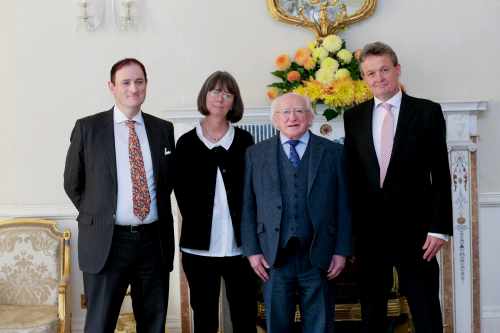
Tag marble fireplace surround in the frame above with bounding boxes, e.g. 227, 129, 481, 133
165, 100, 486, 333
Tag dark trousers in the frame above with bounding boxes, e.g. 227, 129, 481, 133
83, 223, 169, 333
181, 252, 258, 333
359, 254, 443, 333
264, 244, 335, 333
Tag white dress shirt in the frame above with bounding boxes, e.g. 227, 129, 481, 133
279, 131, 310, 159
371, 92, 448, 242
113, 106, 158, 225
181, 122, 241, 257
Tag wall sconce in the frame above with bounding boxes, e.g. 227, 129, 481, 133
76, 0, 104, 31
112, 0, 141, 31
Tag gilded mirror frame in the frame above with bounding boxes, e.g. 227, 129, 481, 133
267, 0, 377, 38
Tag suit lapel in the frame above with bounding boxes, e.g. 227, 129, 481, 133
143, 113, 160, 183
102, 109, 118, 191
386, 93, 416, 180
307, 133, 325, 196
262, 136, 282, 202
359, 100, 381, 188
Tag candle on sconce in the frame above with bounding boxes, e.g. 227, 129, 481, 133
79, 0, 89, 17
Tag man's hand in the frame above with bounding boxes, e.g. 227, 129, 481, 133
422, 235, 446, 261
327, 255, 346, 280
248, 254, 270, 282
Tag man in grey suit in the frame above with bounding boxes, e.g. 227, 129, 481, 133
241, 93, 351, 332
64, 58, 175, 333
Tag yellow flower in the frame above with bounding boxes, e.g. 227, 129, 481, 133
337, 49, 353, 64
312, 47, 329, 62
315, 67, 335, 84
266, 87, 280, 101
320, 57, 339, 72
308, 41, 317, 51
287, 70, 301, 82
294, 48, 312, 66
294, 80, 323, 103
353, 80, 373, 103
275, 54, 291, 71
335, 68, 351, 80
323, 78, 355, 107
354, 49, 362, 61
322, 35, 342, 53
303, 57, 316, 70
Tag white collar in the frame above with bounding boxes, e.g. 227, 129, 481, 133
374, 90, 402, 110
279, 130, 310, 145
113, 106, 144, 125
195, 121, 234, 150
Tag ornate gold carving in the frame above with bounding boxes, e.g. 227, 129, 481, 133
267, 0, 377, 38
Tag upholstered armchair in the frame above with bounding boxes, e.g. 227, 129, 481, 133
0, 219, 71, 333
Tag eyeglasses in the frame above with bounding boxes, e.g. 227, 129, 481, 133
276, 109, 310, 119
209, 89, 234, 101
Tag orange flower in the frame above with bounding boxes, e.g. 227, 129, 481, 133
354, 49, 362, 61
294, 48, 312, 66
275, 54, 291, 71
266, 87, 280, 101
287, 70, 301, 82
303, 57, 316, 70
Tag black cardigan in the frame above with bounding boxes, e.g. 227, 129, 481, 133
174, 127, 254, 250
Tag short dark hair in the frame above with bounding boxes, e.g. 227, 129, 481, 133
359, 41, 399, 68
197, 71, 244, 123
110, 58, 147, 84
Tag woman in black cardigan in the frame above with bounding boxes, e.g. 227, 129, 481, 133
174, 71, 257, 333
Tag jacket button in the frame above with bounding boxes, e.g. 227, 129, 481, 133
277, 205, 281, 210
274, 227, 280, 232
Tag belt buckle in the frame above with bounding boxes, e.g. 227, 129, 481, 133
129, 225, 139, 233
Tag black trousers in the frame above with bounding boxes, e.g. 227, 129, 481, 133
83, 223, 170, 333
182, 252, 258, 333
358, 253, 443, 333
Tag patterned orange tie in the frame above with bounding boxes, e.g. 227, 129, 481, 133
379, 103, 394, 187
126, 120, 151, 221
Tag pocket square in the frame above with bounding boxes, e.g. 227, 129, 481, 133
164, 148, 171, 156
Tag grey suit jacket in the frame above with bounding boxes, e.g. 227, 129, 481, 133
241, 132, 351, 270
64, 108, 176, 274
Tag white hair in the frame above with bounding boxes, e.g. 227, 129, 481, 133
270, 93, 314, 125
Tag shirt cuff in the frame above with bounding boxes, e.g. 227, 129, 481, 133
428, 232, 449, 241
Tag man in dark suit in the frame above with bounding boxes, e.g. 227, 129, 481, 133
241, 93, 351, 333
343, 42, 453, 333
64, 58, 175, 333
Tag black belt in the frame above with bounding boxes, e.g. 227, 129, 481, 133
114, 221, 158, 233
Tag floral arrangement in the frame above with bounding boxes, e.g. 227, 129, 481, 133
267, 34, 372, 120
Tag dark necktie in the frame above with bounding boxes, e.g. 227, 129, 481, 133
126, 120, 151, 221
287, 140, 300, 168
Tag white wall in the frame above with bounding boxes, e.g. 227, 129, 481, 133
1, 0, 500, 331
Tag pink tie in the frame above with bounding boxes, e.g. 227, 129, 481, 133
379, 103, 394, 187
126, 120, 151, 221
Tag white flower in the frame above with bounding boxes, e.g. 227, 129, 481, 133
322, 35, 343, 53
315, 67, 335, 84
320, 57, 339, 72
337, 49, 353, 64
312, 47, 329, 61
335, 68, 351, 79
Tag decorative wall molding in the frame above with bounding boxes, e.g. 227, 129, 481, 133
482, 306, 500, 319
1, 193, 499, 217
0, 204, 77, 219
479, 193, 500, 207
